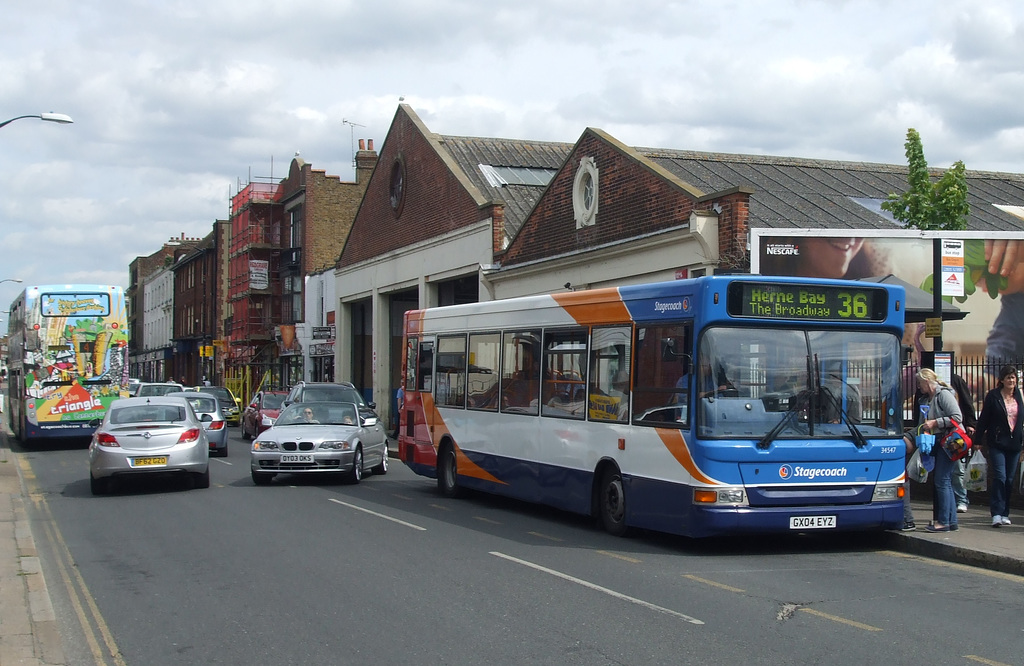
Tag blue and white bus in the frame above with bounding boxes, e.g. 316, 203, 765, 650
398, 275, 906, 537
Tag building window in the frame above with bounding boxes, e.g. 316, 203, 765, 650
573, 156, 599, 228
389, 156, 406, 217
289, 207, 303, 247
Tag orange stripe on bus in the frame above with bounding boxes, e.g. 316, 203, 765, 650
551, 289, 631, 326
406, 310, 426, 335
656, 429, 719, 485
421, 394, 506, 486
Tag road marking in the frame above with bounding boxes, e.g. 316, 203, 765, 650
474, 516, 502, 525
490, 551, 704, 625
212, 458, 232, 465
798, 607, 882, 632
20, 458, 125, 665
527, 531, 563, 542
879, 550, 1024, 583
430, 503, 452, 511
596, 550, 641, 563
684, 574, 745, 592
328, 498, 426, 530
964, 655, 1012, 666
393, 493, 415, 500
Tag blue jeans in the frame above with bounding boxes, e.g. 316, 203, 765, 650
988, 448, 1022, 519
933, 448, 957, 528
951, 458, 967, 507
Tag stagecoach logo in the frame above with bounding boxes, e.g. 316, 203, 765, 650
654, 300, 684, 313
779, 464, 849, 481
765, 243, 800, 256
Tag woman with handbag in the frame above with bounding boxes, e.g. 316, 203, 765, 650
973, 364, 1023, 528
915, 368, 963, 533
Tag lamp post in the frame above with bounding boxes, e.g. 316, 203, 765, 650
0, 279, 23, 286
0, 113, 74, 130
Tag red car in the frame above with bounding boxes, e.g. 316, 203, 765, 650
241, 390, 288, 440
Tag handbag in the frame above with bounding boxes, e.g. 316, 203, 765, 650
906, 449, 930, 484
965, 449, 987, 492
939, 418, 972, 461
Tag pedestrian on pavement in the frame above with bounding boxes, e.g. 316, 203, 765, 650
950, 373, 978, 513
973, 364, 1023, 528
914, 368, 963, 533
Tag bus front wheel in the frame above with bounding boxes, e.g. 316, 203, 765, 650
598, 467, 629, 537
437, 444, 463, 498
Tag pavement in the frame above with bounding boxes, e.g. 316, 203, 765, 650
1, 432, 1022, 665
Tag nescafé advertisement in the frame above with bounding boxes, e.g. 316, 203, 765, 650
750, 230, 1024, 364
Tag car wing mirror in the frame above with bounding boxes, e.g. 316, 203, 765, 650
362, 415, 378, 427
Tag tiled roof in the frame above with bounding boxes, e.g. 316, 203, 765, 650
641, 149, 1024, 232
438, 135, 574, 240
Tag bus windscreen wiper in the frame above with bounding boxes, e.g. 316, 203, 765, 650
756, 389, 812, 450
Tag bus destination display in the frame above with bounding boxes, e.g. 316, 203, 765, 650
727, 282, 887, 321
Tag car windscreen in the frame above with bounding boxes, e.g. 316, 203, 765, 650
110, 405, 187, 424
262, 394, 285, 409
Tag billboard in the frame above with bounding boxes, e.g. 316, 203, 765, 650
750, 229, 1024, 362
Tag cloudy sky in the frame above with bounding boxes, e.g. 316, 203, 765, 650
2, 0, 1023, 311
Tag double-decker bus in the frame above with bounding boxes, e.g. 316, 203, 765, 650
6, 285, 130, 442
398, 275, 907, 538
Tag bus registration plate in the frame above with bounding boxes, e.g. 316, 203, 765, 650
790, 515, 836, 530
281, 454, 314, 463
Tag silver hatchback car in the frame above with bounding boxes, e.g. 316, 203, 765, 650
250, 401, 387, 485
88, 396, 211, 495
165, 391, 229, 457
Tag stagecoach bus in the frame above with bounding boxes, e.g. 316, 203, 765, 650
398, 275, 908, 538
6, 285, 130, 442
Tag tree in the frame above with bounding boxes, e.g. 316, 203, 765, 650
881, 128, 969, 231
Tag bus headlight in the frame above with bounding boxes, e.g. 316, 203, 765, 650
871, 484, 902, 501
694, 487, 745, 504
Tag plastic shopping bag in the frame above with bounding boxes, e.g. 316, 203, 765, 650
965, 450, 987, 493
906, 449, 930, 484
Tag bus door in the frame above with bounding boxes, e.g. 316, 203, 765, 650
400, 335, 435, 462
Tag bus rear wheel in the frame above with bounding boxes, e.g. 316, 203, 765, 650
437, 444, 463, 498
598, 467, 629, 536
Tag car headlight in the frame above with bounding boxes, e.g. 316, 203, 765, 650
318, 441, 352, 450
253, 440, 280, 451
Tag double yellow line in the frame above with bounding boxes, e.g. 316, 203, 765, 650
19, 455, 125, 665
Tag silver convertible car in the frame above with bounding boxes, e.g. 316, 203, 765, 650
88, 396, 211, 495
250, 401, 388, 486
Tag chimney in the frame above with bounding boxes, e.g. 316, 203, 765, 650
358, 139, 366, 150
355, 138, 378, 185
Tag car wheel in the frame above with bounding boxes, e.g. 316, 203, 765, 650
372, 447, 389, 475
90, 472, 110, 496
218, 445, 228, 457
241, 423, 251, 441
598, 466, 629, 537
193, 468, 211, 489
437, 444, 463, 498
251, 470, 274, 486
347, 447, 363, 484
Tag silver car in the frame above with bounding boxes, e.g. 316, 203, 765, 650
136, 382, 185, 397
89, 396, 210, 495
165, 391, 229, 457
250, 401, 387, 486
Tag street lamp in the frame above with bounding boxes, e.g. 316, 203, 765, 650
0, 279, 23, 286
0, 113, 74, 130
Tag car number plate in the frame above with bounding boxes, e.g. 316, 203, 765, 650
133, 456, 168, 467
281, 454, 314, 463
790, 515, 836, 529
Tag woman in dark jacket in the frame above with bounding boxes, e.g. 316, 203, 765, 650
974, 364, 1024, 528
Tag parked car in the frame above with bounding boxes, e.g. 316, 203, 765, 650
165, 391, 228, 456
196, 385, 242, 426
88, 396, 210, 494
127, 378, 142, 396
250, 401, 387, 486
135, 382, 185, 397
241, 390, 288, 440
282, 381, 376, 416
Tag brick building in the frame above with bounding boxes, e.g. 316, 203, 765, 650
171, 221, 229, 385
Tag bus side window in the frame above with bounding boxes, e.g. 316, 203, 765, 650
632, 323, 691, 425
501, 329, 540, 415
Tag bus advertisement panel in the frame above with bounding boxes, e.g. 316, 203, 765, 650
6, 285, 129, 442
398, 275, 907, 538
